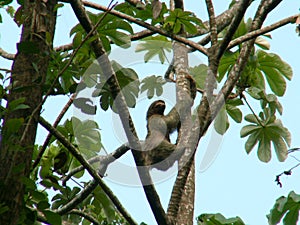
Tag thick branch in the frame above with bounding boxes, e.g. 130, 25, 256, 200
38, 116, 137, 225
217, 0, 251, 60
69, 1, 169, 224
210, 0, 283, 122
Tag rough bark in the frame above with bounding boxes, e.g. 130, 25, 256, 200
0, 1, 57, 224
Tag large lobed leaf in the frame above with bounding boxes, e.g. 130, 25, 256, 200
240, 108, 290, 162
267, 191, 300, 225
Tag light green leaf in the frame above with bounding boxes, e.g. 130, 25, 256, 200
189, 64, 208, 90
214, 105, 229, 135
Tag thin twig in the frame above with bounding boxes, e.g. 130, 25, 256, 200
241, 94, 264, 127
69, 209, 100, 225
31, 94, 76, 171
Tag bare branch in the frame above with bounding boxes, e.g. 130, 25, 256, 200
38, 116, 137, 225
228, 14, 298, 49
69, 209, 100, 225
0, 47, 15, 60
32, 94, 76, 171
205, 0, 218, 46
62, 143, 131, 185
217, 0, 251, 61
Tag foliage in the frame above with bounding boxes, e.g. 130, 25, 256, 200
197, 213, 245, 225
267, 191, 300, 225
0, 1, 298, 225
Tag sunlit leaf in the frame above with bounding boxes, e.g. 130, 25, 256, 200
267, 191, 300, 225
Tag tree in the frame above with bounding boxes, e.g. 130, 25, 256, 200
0, 0, 299, 224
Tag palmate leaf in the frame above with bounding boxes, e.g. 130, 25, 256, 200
197, 213, 245, 225
93, 61, 140, 111
240, 108, 291, 162
135, 35, 172, 64
163, 8, 204, 34
256, 50, 293, 96
214, 99, 243, 135
267, 191, 300, 225
140, 75, 166, 99
189, 64, 208, 90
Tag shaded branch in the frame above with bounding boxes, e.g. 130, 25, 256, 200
69, 209, 100, 225
69, 1, 169, 224
38, 116, 137, 225
55, 180, 98, 215
32, 94, 76, 171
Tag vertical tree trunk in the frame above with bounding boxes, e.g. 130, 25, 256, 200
0, 1, 57, 224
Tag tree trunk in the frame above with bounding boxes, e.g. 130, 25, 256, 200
0, 1, 57, 224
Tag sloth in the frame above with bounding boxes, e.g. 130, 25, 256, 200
142, 75, 196, 170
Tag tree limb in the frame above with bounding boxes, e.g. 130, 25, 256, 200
228, 14, 298, 49
32, 94, 76, 171
217, 0, 252, 61
205, 0, 218, 46
69, 209, 100, 225
210, 0, 284, 123
55, 180, 98, 215
0, 47, 15, 60
38, 116, 137, 225
62, 143, 131, 185
61, 0, 207, 55
68, 1, 169, 224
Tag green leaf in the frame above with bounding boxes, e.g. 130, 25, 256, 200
164, 9, 203, 35
197, 213, 245, 225
245, 132, 259, 154
257, 50, 293, 96
140, 75, 166, 99
214, 105, 229, 135
218, 51, 238, 82
189, 64, 207, 90
267, 191, 300, 225
43, 210, 62, 225
241, 109, 290, 162
136, 35, 172, 64
226, 98, 243, 123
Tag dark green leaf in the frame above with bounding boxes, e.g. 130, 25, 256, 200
267, 191, 300, 225
43, 210, 62, 225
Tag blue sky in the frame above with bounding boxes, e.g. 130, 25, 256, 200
1, 1, 300, 224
